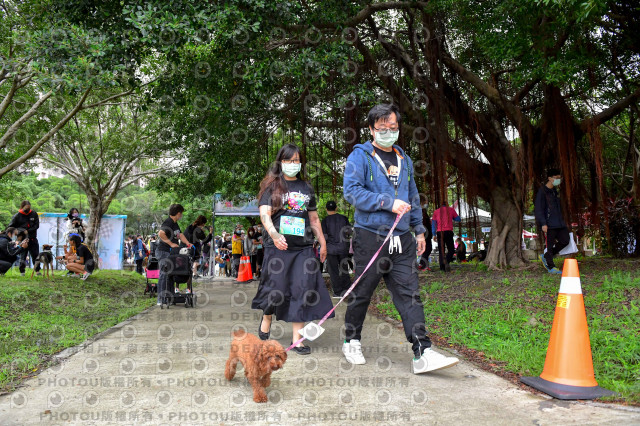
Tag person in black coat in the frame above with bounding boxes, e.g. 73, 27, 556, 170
183, 215, 207, 278
534, 168, 569, 274
8, 200, 41, 275
320, 200, 352, 297
0, 227, 29, 275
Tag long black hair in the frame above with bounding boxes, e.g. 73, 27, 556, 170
258, 143, 308, 212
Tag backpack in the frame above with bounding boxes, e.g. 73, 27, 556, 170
140, 239, 150, 257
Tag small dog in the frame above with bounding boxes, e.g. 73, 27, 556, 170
224, 330, 287, 403
32, 245, 54, 278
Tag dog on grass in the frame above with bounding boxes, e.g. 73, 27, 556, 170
224, 330, 287, 403
31, 244, 54, 279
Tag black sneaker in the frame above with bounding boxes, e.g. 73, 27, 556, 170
290, 343, 310, 355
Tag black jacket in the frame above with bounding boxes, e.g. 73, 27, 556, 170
321, 213, 352, 255
534, 185, 566, 229
8, 210, 39, 239
0, 235, 24, 263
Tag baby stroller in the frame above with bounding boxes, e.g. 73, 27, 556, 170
144, 256, 159, 297
160, 246, 197, 309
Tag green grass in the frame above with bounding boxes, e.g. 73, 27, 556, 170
0, 269, 155, 392
375, 258, 640, 404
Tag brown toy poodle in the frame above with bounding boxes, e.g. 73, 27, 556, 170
224, 329, 287, 403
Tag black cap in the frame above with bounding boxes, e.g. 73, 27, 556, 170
326, 200, 337, 211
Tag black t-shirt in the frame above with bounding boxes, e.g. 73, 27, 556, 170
321, 213, 351, 255
158, 217, 181, 253
76, 244, 94, 263
259, 179, 317, 250
373, 146, 400, 187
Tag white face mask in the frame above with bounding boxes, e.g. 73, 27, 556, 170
375, 130, 399, 148
282, 162, 301, 177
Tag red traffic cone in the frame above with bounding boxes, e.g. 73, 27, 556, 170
521, 259, 616, 399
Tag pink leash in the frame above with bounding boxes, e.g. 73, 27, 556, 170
286, 213, 404, 352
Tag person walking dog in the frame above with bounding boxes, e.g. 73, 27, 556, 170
342, 103, 459, 374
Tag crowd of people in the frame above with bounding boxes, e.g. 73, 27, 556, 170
0, 203, 94, 279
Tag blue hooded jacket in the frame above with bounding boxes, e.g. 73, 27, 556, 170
343, 141, 426, 237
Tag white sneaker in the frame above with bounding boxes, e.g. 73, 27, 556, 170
412, 348, 459, 374
342, 340, 366, 365
174, 287, 180, 294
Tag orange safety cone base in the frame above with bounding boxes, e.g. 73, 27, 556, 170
520, 376, 616, 400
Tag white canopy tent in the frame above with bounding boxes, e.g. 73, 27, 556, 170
451, 200, 538, 228
451, 200, 492, 226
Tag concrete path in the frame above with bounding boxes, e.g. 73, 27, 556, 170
0, 277, 638, 425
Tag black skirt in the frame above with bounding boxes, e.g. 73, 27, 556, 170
251, 246, 335, 323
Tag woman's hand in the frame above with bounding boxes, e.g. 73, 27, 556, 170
271, 231, 288, 250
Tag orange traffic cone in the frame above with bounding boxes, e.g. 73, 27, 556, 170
521, 259, 615, 399
236, 256, 253, 282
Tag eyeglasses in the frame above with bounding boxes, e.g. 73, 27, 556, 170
373, 126, 399, 135
281, 159, 301, 164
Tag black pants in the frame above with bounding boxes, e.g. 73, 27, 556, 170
19, 237, 40, 274
544, 227, 570, 268
0, 260, 12, 274
250, 253, 257, 276
418, 231, 433, 269
135, 259, 143, 274
232, 254, 241, 277
345, 228, 431, 357
436, 231, 454, 270
326, 253, 351, 296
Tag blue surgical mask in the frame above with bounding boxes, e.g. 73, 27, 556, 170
553, 178, 561, 186
11, 235, 17, 242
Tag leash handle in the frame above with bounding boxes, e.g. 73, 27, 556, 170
287, 212, 405, 352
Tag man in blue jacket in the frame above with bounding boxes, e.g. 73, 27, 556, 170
534, 168, 569, 274
342, 104, 459, 374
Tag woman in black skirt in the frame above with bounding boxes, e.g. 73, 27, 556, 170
251, 143, 334, 355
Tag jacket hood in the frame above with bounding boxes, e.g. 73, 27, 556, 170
354, 141, 407, 158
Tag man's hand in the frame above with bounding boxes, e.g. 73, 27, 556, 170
416, 234, 426, 256
542, 225, 548, 233
319, 245, 327, 263
171, 243, 179, 248
392, 199, 411, 215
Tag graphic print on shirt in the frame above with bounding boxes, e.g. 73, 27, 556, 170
387, 164, 400, 186
282, 191, 310, 211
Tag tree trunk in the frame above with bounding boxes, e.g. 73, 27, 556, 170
85, 195, 108, 265
485, 185, 527, 269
